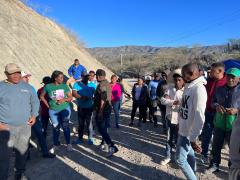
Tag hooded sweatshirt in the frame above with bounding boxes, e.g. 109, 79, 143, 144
160, 84, 184, 125
178, 76, 207, 142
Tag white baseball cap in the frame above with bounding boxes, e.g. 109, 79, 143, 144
21, 71, 32, 78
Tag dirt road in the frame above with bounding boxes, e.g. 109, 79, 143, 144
8, 101, 229, 180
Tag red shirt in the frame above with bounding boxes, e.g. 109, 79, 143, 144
206, 75, 227, 112
37, 86, 49, 117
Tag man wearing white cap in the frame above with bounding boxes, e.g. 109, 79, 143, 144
21, 71, 55, 159
160, 69, 185, 165
21, 71, 31, 83
0, 63, 39, 180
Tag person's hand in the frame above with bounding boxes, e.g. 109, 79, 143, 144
173, 100, 179, 105
57, 99, 65, 105
216, 105, 225, 114
225, 108, 238, 115
28, 117, 36, 126
163, 94, 170, 99
0, 123, 9, 131
191, 141, 202, 153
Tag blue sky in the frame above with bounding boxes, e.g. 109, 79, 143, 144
29, 0, 240, 48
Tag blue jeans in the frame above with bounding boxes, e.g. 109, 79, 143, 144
201, 111, 215, 157
175, 135, 197, 180
112, 101, 120, 127
49, 106, 71, 145
96, 108, 114, 147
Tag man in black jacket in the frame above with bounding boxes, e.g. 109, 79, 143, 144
129, 77, 149, 127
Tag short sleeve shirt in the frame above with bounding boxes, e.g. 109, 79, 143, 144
43, 83, 70, 111
73, 82, 96, 108
94, 80, 111, 110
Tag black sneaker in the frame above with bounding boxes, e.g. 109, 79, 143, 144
106, 146, 119, 157
43, 152, 56, 158
129, 122, 133, 126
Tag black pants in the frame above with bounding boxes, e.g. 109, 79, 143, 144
95, 108, 114, 147
159, 104, 166, 128
150, 100, 166, 126
147, 101, 153, 121
31, 118, 48, 155
131, 101, 147, 122
165, 118, 178, 158
0, 125, 31, 180
166, 118, 178, 146
211, 127, 231, 167
78, 107, 93, 140
40, 114, 50, 138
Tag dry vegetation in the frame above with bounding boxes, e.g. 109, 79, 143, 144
89, 40, 240, 77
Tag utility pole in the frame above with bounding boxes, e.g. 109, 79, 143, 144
120, 54, 123, 76
138, 55, 141, 78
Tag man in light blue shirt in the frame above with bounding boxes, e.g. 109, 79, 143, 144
0, 63, 39, 180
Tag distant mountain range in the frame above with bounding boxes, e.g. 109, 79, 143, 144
87, 45, 238, 77
88, 45, 225, 59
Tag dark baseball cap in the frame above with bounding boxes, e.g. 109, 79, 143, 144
81, 70, 89, 77
96, 69, 106, 77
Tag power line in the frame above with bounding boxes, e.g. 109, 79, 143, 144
158, 8, 240, 46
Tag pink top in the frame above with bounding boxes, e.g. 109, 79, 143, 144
110, 83, 122, 102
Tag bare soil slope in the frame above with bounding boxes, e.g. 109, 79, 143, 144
0, 0, 112, 87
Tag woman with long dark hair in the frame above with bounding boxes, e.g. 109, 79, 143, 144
40, 70, 73, 153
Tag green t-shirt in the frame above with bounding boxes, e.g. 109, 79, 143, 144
43, 83, 70, 111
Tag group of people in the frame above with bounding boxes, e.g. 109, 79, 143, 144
129, 62, 240, 180
0, 59, 129, 180
0, 58, 240, 180
130, 71, 168, 127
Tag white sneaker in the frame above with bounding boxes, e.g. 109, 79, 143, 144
99, 144, 109, 152
160, 158, 171, 165
67, 144, 73, 152
50, 146, 59, 154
